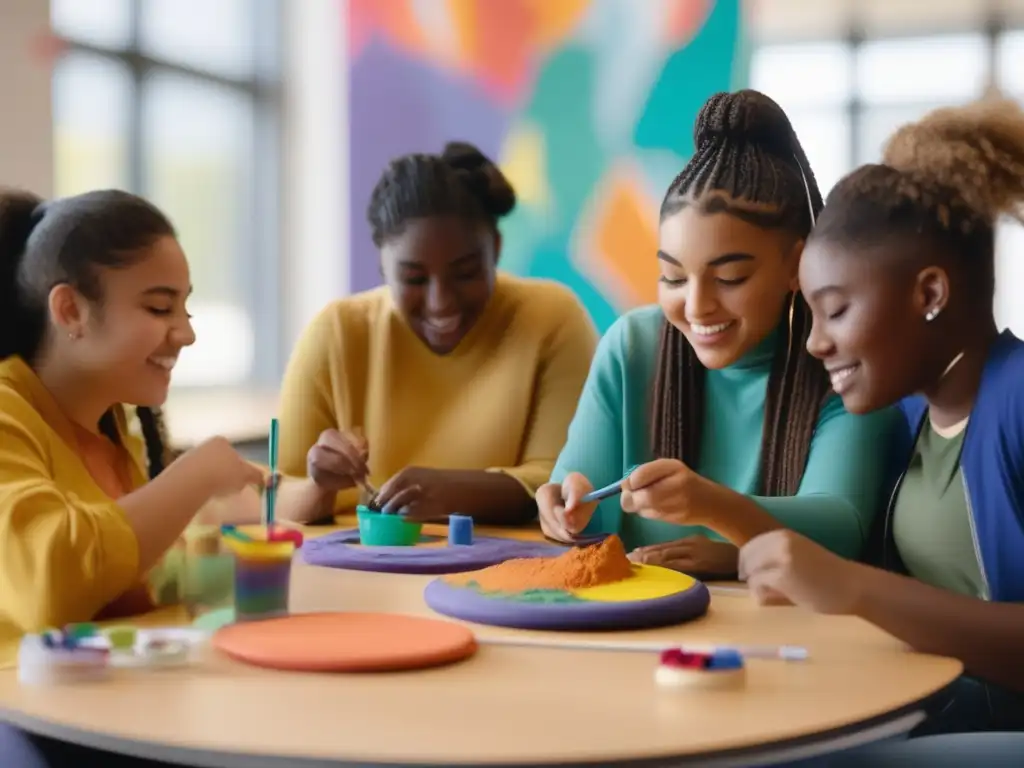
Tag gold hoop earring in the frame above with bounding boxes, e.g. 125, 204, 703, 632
788, 291, 796, 340
781, 291, 798, 375
774, 290, 798, 382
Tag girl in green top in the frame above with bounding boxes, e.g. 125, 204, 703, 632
741, 97, 1024, 738
537, 90, 898, 576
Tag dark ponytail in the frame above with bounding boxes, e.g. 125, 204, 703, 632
367, 142, 517, 248
0, 188, 178, 480
651, 90, 831, 496
0, 191, 47, 362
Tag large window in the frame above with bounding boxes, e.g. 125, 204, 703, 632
749, 42, 853, 196
996, 31, 1024, 337
51, 0, 282, 388
751, 29, 1024, 336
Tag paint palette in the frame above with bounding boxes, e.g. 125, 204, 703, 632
423, 564, 710, 631
16, 624, 209, 685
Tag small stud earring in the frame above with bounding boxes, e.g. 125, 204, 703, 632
925, 308, 940, 322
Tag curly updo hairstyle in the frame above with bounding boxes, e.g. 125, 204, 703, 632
811, 96, 1024, 302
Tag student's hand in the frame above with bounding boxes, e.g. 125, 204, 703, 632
306, 429, 370, 493
628, 536, 738, 577
620, 459, 708, 526
180, 437, 267, 499
739, 530, 864, 614
537, 473, 598, 542
372, 466, 449, 521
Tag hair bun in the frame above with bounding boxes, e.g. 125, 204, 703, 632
883, 96, 1024, 222
441, 141, 517, 218
693, 90, 796, 158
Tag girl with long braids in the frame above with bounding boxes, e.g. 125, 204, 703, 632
537, 90, 898, 576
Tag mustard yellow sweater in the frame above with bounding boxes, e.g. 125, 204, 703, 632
0, 357, 147, 667
278, 273, 599, 512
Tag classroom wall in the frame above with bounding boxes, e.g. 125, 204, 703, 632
346, 0, 745, 333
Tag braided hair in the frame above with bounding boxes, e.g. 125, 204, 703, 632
811, 96, 1024, 302
367, 141, 516, 247
651, 90, 831, 496
0, 189, 177, 480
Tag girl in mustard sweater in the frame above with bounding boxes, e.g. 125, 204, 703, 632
277, 143, 598, 525
0, 189, 266, 667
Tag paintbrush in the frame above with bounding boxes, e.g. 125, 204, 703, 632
579, 465, 641, 504
351, 426, 379, 508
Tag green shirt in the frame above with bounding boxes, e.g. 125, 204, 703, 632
892, 421, 987, 599
551, 306, 899, 555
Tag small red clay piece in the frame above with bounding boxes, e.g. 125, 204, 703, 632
659, 648, 710, 669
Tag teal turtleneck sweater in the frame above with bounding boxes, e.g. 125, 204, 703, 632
551, 305, 900, 556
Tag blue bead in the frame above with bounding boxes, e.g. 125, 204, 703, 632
448, 514, 474, 546
707, 649, 744, 670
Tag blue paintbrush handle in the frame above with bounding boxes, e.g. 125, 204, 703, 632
577, 465, 639, 504
579, 480, 624, 504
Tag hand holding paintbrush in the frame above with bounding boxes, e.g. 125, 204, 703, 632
536, 465, 642, 545
306, 427, 378, 505
536, 472, 602, 543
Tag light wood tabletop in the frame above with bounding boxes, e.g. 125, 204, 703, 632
0, 521, 963, 768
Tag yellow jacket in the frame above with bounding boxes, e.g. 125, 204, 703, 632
278, 272, 599, 512
0, 356, 144, 667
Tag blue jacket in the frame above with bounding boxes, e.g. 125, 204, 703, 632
875, 330, 1024, 602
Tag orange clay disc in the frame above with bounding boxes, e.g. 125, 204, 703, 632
212, 612, 477, 672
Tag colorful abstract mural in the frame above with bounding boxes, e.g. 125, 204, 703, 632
348, 0, 745, 331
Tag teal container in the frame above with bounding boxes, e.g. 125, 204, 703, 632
356, 506, 422, 546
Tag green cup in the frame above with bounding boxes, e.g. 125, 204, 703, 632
356, 506, 422, 546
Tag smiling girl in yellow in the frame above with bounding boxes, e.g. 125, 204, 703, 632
276, 143, 598, 525
0, 189, 267, 667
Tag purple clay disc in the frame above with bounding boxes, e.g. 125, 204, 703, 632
422, 578, 711, 631
301, 529, 568, 574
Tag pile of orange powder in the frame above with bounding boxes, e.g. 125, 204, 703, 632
445, 535, 634, 592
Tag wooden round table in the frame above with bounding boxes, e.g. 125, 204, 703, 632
0, 522, 963, 767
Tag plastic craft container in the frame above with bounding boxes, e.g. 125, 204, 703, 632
17, 634, 110, 685
182, 524, 235, 620
222, 526, 301, 622
356, 506, 422, 546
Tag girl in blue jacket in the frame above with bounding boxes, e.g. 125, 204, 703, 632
740, 96, 1024, 734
